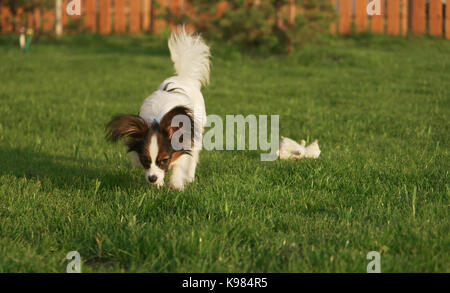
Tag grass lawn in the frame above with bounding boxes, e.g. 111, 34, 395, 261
0, 33, 448, 273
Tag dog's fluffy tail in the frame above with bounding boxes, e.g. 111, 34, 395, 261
168, 26, 211, 88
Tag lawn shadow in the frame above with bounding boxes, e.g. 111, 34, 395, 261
0, 145, 145, 193
60, 34, 171, 56
0, 33, 171, 57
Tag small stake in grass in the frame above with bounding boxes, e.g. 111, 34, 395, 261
19, 27, 26, 51
24, 29, 34, 53
25, 28, 33, 53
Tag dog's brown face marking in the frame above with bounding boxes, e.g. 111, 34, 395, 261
106, 106, 194, 183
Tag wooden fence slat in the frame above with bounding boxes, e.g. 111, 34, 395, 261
34, 7, 41, 31
355, 0, 368, 33
428, 0, 442, 36
15, 7, 24, 32
114, 0, 126, 33
217, 1, 228, 18
184, 0, 196, 33
1, 6, 13, 33
99, 0, 111, 34
75, 0, 83, 19
43, 9, 54, 32
169, 0, 181, 29
387, 0, 400, 35
371, 0, 385, 33
129, 0, 141, 34
170, 0, 181, 14
288, 0, 295, 25
400, 0, 408, 35
338, 0, 351, 34
153, 0, 167, 34
63, 1, 68, 27
170, 0, 181, 15
447, 0, 450, 39
142, 0, 151, 32
411, 0, 426, 35
85, 0, 96, 33
329, 0, 336, 34
27, 11, 34, 29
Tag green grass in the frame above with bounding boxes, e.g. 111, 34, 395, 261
0, 34, 448, 273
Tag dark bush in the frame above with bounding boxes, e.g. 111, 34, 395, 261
181, 0, 336, 54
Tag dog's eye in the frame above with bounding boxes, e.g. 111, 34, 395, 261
161, 158, 169, 165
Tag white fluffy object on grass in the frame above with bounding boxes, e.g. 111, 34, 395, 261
277, 136, 321, 160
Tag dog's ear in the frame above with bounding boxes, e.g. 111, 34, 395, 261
160, 106, 194, 140
106, 115, 149, 144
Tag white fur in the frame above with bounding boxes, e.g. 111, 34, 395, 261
169, 154, 192, 191
304, 139, 321, 159
149, 135, 158, 163
277, 137, 321, 160
277, 137, 306, 160
146, 135, 165, 188
168, 25, 211, 87
137, 27, 210, 190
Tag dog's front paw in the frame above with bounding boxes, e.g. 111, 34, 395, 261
169, 175, 185, 191
169, 181, 184, 191
155, 181, 164, 189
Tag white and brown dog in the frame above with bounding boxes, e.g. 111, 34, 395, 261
106, 27, 210, 190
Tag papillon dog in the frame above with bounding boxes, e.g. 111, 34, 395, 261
106, 27, 210, 191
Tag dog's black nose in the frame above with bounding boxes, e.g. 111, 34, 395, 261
148, 175, 157, 183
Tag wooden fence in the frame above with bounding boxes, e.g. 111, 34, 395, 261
1, 0, 449, 39
333, 0, 449, 38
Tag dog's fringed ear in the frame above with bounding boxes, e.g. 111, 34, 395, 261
106, 115, 149, 143
160, 106, 194, 140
